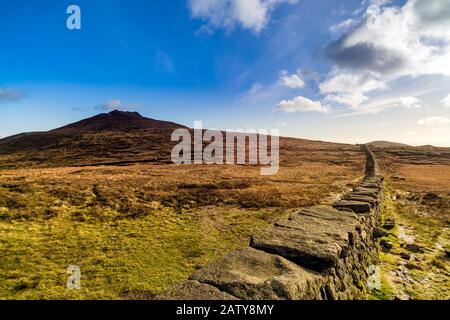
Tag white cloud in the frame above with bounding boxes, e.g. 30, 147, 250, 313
329, 0, 450, 77
324, 92, 369, 107
320, 72, 386, 95
276, 96, 331, 113
320, 72, 386, 107
95, 100, 141, 112
441, 94, 450, 107
417, 116, 450, 125
395, 96, 422, 109
188, 0, 298, 33
278, 70, 305, 89
405, 131, 417, 135
321, 0, 450, 112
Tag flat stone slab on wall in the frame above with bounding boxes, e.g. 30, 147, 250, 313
332, 200, 372, 214
341, 194, 378, 206
349, 190, 379, 199
250, 207, 359, 272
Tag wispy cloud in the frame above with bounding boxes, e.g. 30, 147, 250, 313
329, 18, 358, 35
276, 121, 289, 127
441, 94, 450, 108
155, 50, 176, 74
417, 116, 450, 125
0, 87, 27, 103
188, 0, 298, 33
95, 99, 141, 112
337, 96, 423, 116
248, 82, 264, 95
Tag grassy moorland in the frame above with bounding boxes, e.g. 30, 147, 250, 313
371, 146, 450, 300
0, 140, 364, 299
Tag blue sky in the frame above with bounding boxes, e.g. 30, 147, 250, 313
1, 0, 450, 146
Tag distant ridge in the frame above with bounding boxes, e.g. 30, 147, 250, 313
367, 141, 411, 148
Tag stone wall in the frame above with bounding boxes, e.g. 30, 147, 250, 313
158, 145, 384, 300
361, 144, 381, 178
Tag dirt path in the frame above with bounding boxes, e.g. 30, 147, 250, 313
374, 184, 450, 300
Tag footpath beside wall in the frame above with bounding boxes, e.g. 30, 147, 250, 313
158, 145, 384, 300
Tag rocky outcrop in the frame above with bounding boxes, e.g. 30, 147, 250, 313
158, 144, 384, 300
189, 247, 323, 300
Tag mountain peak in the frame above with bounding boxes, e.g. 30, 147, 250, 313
52, 110, 185, 133
107, 110, 142, 117
0, 111, 188, 166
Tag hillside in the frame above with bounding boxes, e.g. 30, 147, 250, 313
0, 111, 187, 168
0, 110, 362, 169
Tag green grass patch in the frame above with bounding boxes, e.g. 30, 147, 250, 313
0, 206, 283, 299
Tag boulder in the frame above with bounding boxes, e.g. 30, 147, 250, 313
405, 243, 424, 253
380, 239, 393, 251
373, 227, 388, 238
422, 192, 440, 201
383, 218, 395, 230
189, 247, 323, 300
400, 252, 411, 260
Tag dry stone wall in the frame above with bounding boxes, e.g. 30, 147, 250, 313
158, 145, 384, 300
